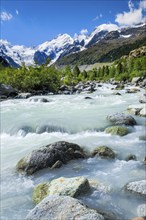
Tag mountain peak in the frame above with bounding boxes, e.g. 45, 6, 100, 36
0, 39, 11, 47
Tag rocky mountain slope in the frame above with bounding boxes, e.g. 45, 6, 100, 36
0, 23, 145, 67
57, 24, 146, 65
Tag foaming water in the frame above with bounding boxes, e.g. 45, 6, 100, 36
1, 84, 146, 219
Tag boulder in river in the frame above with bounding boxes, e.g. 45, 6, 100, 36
32, 176, 90, 204
124, 180, 146, 197
105, 126, 129, 136
16, 141, 86, 175
26, 195, 104, 220
127, 104, 146, 117
139, 94, 146, 103
107, 113, 136, 126
139, 107, 146, 117
92, 146, 116, 159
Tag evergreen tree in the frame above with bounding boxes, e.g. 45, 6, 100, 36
73, 65, 80, 77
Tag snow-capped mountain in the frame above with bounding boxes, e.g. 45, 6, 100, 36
0, 23, 145, 67
84, 23, 119, 47
37, 34, 82, 64
0, 40, 35, 66
0, 33, 83, 66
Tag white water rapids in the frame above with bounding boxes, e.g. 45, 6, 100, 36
1, 84, 146, 219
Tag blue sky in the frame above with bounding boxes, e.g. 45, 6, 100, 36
1, 0, 146, 46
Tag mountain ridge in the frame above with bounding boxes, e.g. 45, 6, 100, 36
0, 23, 145, 67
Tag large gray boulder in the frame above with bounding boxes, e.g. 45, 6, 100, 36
0, 83, 17, 97
107, 113, 136, 126
16, 141, 86, 175
32, 176, 90, 204
26, 195, 104, 220
124, 180, 146, 197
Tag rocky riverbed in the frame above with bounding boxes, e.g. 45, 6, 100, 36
1, 82, 146, 220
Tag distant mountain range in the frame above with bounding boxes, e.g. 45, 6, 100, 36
0, 23, 146, 67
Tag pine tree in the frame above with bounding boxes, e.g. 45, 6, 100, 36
73, 65, 80, 77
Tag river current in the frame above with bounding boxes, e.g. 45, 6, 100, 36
1, 83, 146, 219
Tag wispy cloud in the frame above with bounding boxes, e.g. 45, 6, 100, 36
115, 0, 145, 26
16, 10, 19, 15
0, 11, 13, 21
93, 13, 103, 21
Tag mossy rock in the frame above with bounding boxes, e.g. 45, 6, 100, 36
32, 183, 49, 204
105, 126, 129, 136
92, 146, 116, 159
32, 176, 90, 205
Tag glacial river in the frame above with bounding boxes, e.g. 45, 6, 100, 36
1, 84, 146, 219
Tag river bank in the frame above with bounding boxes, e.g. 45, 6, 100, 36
0, 76, 146, 100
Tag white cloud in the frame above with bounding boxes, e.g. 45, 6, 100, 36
16, 10, 19, 15
115, 8, 143, 26
140, 0, 146, 10
80, 29, 88, 35
115, 0, 145, 26
0, 11, 13, 21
